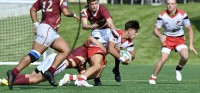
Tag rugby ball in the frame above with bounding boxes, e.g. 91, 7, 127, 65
119, 50, 132, 63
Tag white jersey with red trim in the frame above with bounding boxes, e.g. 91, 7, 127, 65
156, 9, 191, 37
90, 29, 134, 51
109, 30, 134, 51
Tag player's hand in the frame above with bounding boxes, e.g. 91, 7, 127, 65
189, 45, 197, 55
121, 58, 129, 65
33, 28, 37, 35
160, 35, 166, 43
33, 22, 39, 35
74, 15, 80, 22
120, 57, 129, 65
115, 46, 121, 52
91, 23, 98, 29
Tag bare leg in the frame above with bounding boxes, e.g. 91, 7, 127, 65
177, 48, 188, 67
7, 41, 47, 89
16, 41, 47, 72
152, 52, 169, 76
175, 48, 188, 81
43, 37, 70, 87
82, 54, 103, 78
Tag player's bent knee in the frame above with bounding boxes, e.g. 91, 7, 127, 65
28, 50, 41, 63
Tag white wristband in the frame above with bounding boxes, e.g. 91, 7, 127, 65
33, 22, 39, 27
73, 13, 77, 17
119, 57, 125, 62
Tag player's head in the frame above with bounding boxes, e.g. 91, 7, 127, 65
166, 0, 177, 12
87, 0, 99, 12
124, 20, 140, 40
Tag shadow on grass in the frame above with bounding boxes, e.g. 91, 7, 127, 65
190, 16, 200, 32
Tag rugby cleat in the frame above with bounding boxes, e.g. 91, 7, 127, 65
59, 74, 70, 86
176, 70, 182, 81
149, 75, 157, 85
7, 70, 16, 90
43, 70, 57, 87
112, 68, 121, 82
0, 78, 9, 86
74, 80, 93, 87
94, 78, 102, 86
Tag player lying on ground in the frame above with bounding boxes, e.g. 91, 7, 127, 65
1, 36, 104, 86
59, 20, 140, 87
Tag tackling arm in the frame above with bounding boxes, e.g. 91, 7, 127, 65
85, 36, 106, 52
82, 18, 94, 30
106, 18, 116, 31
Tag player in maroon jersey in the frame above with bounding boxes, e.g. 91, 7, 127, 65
80, 0, 121, 86
7, 0, 79, 90
2, 36, 104, 86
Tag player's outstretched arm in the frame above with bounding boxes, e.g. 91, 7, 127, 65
62, 8, 80, 21
85, 36, 106, 52
186, 25, 197, 55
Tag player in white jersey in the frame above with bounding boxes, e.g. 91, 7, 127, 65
59, 20, 140, 87
149, 0, 197, 85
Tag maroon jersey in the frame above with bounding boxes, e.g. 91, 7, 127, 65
81, 4, 111, 29
33, 0, 68, 30
66, 44, 88, 72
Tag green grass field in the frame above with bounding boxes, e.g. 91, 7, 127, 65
1, 64, 200, 93
0, 2, 200, 93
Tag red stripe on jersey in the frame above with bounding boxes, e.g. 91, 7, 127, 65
43, 27, 50, 45
160, 10, 167, 16
177, 9, 186, 16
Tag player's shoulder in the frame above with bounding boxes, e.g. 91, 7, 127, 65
116, 29, 123, 34
177, 9, 186, 16
99, 4, 108, 11
159, 10, 167, 16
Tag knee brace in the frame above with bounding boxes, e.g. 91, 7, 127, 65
28, 50, 41, 63
34, 68, 40, 73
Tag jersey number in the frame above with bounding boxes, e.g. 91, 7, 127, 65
42, 1, 53, 12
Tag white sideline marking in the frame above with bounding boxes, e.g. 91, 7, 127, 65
0, 62, 40, 65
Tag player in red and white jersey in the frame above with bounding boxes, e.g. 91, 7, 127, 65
7, 0, 80, 89
149, 0, 197, 85
104, 20, 139, 84
2, 36, 104, 86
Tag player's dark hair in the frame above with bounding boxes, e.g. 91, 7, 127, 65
87, 0, 98, 4
125, 20, 140, 32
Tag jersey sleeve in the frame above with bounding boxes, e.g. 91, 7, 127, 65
33, 0, 41, 11
60, 0, 68, 9
81, 8, 88, 18
155, 14, 163, 28
126, 43, 134, 51
109, 31, 117, 43
182, 13, 191, 27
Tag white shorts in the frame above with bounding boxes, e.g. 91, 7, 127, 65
161, 44, 187, 54
91, 28, 111, 47
37, 53, 66, 76
35, 23, 60, 47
